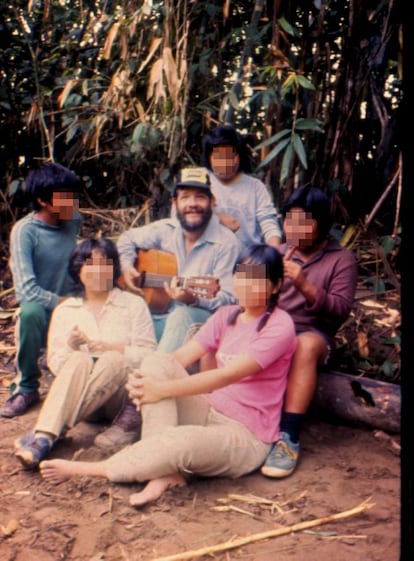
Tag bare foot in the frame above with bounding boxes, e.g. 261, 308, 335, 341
39, 459, 74, 484
129, 474, 186, 508
39, 459, 107, 485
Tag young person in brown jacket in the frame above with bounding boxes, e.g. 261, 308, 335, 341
261, 185, 358, 478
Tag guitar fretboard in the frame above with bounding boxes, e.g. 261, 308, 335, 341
140, 272, 184, 289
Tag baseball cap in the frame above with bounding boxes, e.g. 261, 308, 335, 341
173, 167, 212, 195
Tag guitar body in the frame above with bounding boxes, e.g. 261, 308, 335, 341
136, 249, 177, 314
118, 248, 220, 314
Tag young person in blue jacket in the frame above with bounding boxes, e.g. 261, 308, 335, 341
0, 162, 82, 418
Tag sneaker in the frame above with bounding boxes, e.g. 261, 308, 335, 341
14, 432, 52, 469
0, 391, 40, 418
94, 399, 141, 449
260, 432, 300, 478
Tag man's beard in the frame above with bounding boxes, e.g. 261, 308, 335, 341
176, 206, 213, 232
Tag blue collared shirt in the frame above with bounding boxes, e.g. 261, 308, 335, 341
117, 215, 241, 311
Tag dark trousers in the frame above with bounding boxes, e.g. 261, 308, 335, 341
13, 301, 50, 394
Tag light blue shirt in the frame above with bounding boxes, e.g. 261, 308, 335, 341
117, 215, 241, 312
209, 172, 282, 246
10, 212, 81, 310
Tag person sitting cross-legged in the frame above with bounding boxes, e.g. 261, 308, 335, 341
14, 237, 156, 468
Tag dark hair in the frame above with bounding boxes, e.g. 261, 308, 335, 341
202, 124, 252, 173
281, 185, 333, 241
228, 244, 284, 331
25, 162, 81, 210
69, 237, 121, 295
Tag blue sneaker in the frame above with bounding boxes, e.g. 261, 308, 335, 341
14, 432, 52, 469
261, 432, 300, 478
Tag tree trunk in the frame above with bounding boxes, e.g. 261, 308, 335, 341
313, 370, 400, 434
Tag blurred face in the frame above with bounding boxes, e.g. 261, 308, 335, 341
175, 188, 213, 232
209, 145, 240, 182
79, 249, 114, 292
49, 191, 78, 221
283, 208, 318, 250
232, 263, 274, 308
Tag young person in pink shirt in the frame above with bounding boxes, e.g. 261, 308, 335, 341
39, 244, 296, 508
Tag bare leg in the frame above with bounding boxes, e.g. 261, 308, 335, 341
129, 474, 186, 508
283, 332, 328, 413
39, 459, 109, 485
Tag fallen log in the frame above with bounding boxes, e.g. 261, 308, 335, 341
313, 370, 400, 434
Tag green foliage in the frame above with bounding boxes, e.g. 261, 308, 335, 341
381, 359, 399, 380
381, 235, 398, 256
0, 0, 402, 224
256, 118, 324, 184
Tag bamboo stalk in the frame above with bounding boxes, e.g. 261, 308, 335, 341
151, 499, 374, 561
0, 346, 16, 353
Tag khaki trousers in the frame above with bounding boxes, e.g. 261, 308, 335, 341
35, 351, 131, 437
105, 352, 270, 483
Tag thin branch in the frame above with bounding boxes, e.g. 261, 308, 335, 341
0, 186, 17, 223
393, 153, 402, 237
151, 498, 375, 561
364, 164, 400, 229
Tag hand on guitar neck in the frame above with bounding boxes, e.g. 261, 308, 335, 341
118, 249, 220, 314
121, 266, 145, 296
162, 276, 215, 306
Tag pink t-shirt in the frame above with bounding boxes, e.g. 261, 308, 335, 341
193, 305, 297, 443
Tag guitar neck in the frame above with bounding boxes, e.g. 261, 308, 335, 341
141, 272, 186, 289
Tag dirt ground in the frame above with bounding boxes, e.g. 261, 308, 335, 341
0, 368, 401, 561
0, 219, 403, 560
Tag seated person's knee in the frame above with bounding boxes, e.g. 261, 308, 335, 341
18, 301, 48, 325
296, 332, 328, 362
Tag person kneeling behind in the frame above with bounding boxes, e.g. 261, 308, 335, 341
0, 162, 82, 418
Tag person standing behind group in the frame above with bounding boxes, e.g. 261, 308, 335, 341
38, 244, 297, 509
261, 185, 358, 479
0, 162, 82, 419
94, 166, 241, 448
14, 237, 157, 468
201, 124, 282, 248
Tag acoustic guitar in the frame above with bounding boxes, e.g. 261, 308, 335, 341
120, 249, 220, 314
